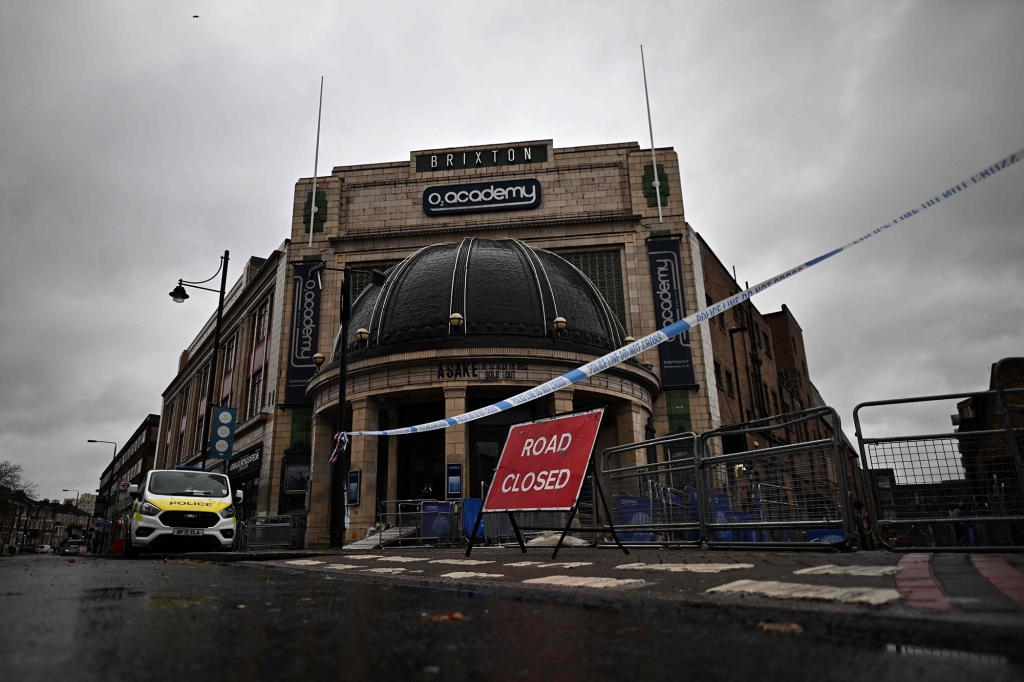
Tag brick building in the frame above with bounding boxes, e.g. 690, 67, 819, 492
154, 138, 858, 547
96, 414, 160, 552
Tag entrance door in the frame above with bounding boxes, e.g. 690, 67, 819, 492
467, 402, 535, 500
397, 402, 445, 500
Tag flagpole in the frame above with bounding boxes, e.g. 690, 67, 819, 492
641, 45, 663, 223
309, 76, 324, 247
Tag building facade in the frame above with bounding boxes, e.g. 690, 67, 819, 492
96, 414, 160, 552
154, 137, 860, 547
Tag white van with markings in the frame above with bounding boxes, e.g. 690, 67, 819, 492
125, 467, 241, 558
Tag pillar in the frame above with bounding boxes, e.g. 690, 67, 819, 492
615, 401, 648, 467
304, 412, 335, 548
347, 397, 379, 539
548, 389, 574, 415
384, 403, 399, 502
444, 387, 468, 500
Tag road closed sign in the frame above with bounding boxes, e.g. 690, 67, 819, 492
483, 408, 604, 512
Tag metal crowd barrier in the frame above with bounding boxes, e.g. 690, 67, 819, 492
591, 410, 853, 549
598, 433, 701, 545
377, 499, 462, 547
854, 375, 1024, 551
247, 515, 306, 550
700, 407, 853, 549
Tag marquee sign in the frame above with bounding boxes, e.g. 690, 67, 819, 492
283, 263, 322, 405
423, 179, 542, 216
415, 144, 548, 172
647, 239, 697, 388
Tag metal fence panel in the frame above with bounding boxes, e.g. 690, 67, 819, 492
247, 515, 305, 550
854, 381, 1024, 551
699, 408, 853, 548
596, 433, 701, 545
376, 499, 462, 547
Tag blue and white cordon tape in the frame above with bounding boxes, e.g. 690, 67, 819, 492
345, 146, 1023, 438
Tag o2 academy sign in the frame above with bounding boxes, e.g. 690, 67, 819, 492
423, 178, 542, 216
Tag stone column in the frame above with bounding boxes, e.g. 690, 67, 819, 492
548, 389, 574, 415
304, 412, 335, 548
444, 387, 468, 500
384, 404, 399, 502
347, 397, 379, 540
615, 401, 649, 467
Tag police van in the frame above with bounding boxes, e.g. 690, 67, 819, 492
124, 466, 241, 558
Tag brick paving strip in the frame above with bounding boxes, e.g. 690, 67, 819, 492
894, 555, 952, 611
970, 555, 1024, 608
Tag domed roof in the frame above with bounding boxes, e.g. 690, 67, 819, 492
338, 238, 626, 359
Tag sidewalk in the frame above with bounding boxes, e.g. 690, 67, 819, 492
241, 546, 1024, 660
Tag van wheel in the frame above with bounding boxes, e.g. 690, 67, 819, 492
124, 536, 139, 560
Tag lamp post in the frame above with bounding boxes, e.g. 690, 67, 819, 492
170, 250, 230, 471
62, 489, 80, 509
303, 261, 386, 546
87, 440, 117, 553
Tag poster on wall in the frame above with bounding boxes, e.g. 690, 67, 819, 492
447, 463, 463, 500
647, 239, 697, 389
283, 263, 322, 405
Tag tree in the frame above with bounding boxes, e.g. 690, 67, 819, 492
0, 461, 36, 496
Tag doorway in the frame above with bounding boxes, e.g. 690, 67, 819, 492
396, 402, 445, 500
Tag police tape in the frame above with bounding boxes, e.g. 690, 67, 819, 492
345, 146, 1023, 437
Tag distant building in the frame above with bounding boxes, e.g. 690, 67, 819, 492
95, 415, 160, 553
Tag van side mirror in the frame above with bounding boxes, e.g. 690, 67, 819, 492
127, 484, 140, 500
234, 490, 243, 503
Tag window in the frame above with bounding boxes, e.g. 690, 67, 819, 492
193, 364, 211, 457
561, 251, 627, 329
762, 330, 772, 357
303, 190, 326, 233
177, 384, 191, 462
350, 263, 399, 301
714, 361, 723, 388
247, 297, 272, 419
724, 369, 735, 397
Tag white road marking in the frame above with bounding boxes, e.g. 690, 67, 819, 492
341, 555, 383, 560
545, 562, 592, 569
429, 559, 495, 566
504, 561, 544, 567
441, 571, 505, 579
325, 564, 360, 570
708, 579, 901, 605
523, 575, 645, 589
364, 567, 407, 574
615, 562, 754, 574
793, 564, 902, 576
377, 556, 430, 563
284, 559, 325, 566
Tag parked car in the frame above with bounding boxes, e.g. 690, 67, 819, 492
60, 541, 86, 556
35, 544, 52, 554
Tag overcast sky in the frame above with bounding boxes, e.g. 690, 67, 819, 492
1, 1, 1022, 501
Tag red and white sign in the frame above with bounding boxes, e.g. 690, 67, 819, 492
483, 408, 604, 512
119, 481, 131, 492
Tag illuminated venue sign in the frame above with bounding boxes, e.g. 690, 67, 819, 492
415, 144, 548, 172
423, 179, 542, 216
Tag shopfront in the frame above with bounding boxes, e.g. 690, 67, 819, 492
227, 445, 262, 522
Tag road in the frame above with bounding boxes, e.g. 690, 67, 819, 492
1, 552, 1021, 681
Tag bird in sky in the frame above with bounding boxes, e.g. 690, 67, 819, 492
193, 15, 199, 19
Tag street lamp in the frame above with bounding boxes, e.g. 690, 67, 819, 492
62, 489, 80, 509
313, 352, 325, 370
303, 260, 387, 546
170, 250, 230, 471
552, 316, 567, 331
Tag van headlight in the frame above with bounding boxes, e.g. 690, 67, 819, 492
140, 502, 161, 516
219, 506, 236, 519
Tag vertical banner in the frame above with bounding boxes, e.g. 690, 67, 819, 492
209, 406, 238, 460
647, 239, 697, 388
284, 263, 322, 405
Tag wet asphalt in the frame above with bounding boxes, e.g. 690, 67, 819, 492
1, 554, 1020, 681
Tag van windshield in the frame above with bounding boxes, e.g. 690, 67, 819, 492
149, 472, 229, 498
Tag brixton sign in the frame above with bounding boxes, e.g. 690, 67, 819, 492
423, 179, 542, 216
483, 408, 604, 512
415, 144, 548, 172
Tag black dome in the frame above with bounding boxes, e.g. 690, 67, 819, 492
338, 238, 626, 359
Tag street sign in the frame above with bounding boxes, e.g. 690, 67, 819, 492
119, 481, 130, 492
209, 406, 238, 460
482, 408, 604, 513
